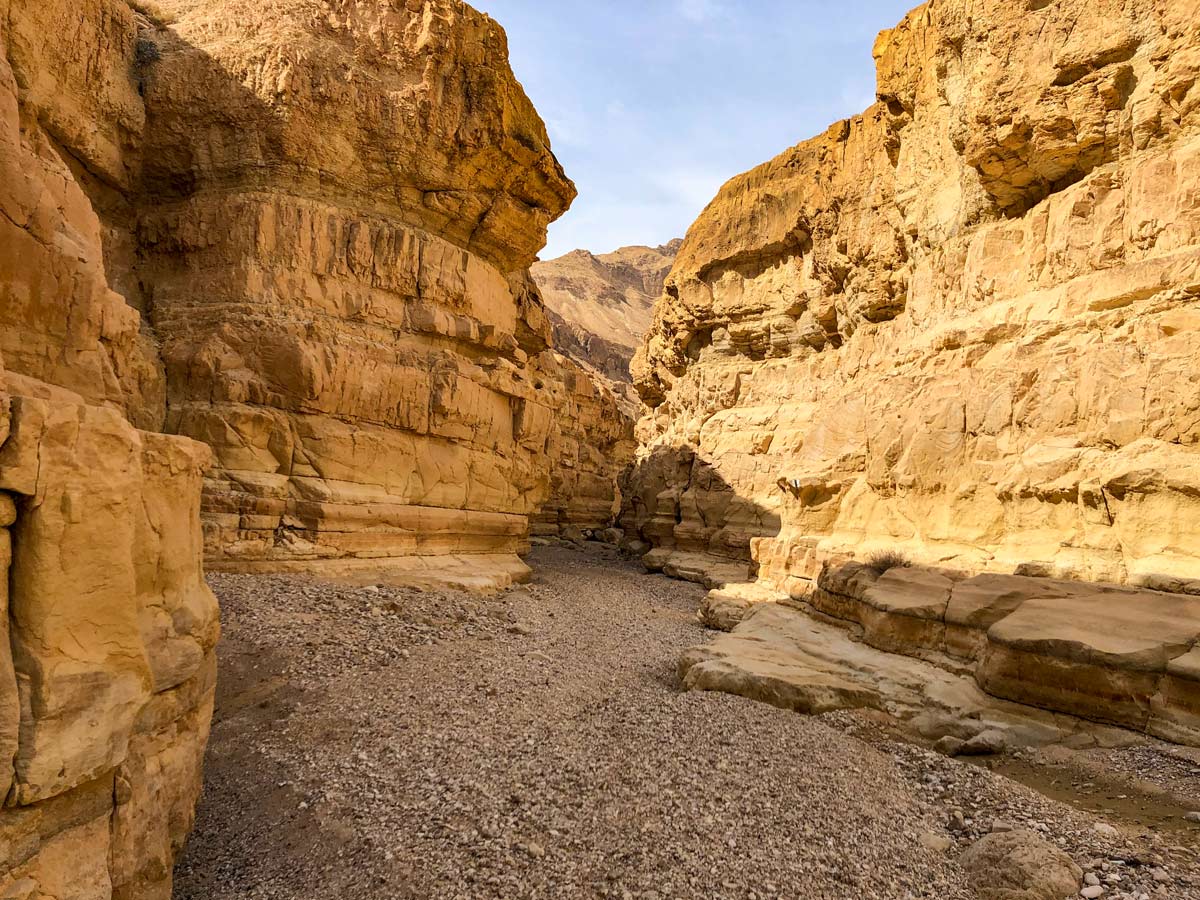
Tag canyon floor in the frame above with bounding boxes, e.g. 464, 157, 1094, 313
174, 547, 1200, 900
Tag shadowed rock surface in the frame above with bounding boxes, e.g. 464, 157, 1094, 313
0, 1, 217, 895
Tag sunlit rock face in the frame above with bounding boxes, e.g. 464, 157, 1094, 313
533, 241, 679, 417
1, 0, 623, 893
629, 0, 1200, 592
133, 0, 585, 584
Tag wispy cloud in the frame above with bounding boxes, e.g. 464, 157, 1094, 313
675, 0, 727, 24
473, 0, 918, 257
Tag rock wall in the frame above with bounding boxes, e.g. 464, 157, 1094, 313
629, 0, 1200, 592
130, 0, 581, 586
0, 1, 218, 896
1, 0, 616, 891
528, 351, 636, 539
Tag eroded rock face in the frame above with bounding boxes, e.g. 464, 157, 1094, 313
629, 0, 1200, 590
528, 352, 637, 539
0, 1, 218, 895
533, 241, 679, 416
1, 0, 610, 892
130, 0, 584, 584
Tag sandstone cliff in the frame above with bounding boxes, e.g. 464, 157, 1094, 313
533, 241, 678, 416
630, 0, 1200, 590
1, 0, 623, 893
130, 0, 590, 587
528, 352, 637, 539
629, 0, 1200, 746
1, 1, 217, 895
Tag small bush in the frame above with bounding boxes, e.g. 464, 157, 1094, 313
865, 549, 912, 575
135, 37, 161, 66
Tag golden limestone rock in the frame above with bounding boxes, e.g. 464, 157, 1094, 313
532, 241, 679, 417
1, 0, 624, 893
129, 0, 595, 586
528, 351, 636, 540
631, 0, 1200, 590
528, 242, 677, 538
630, 0, 1200, 742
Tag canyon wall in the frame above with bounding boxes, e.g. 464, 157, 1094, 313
629, 0, 1200, 594
135, 0, 585, 586
0, 1, 217, 896
1, 0, 615, 892
528, 352, 637, 539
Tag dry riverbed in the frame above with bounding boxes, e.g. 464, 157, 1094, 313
174, 546, 1200, 900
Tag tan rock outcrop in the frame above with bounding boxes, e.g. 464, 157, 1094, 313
1, 1, 217, 895
533, 241, 678, 416
2, 0, 611, 892
127, 0, 588, 586
629, 0, 1200, 592
528, 352, 637, 539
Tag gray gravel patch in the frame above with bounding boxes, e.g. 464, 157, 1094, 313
174, 546, 1196, 899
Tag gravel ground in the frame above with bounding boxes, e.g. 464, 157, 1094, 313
174, 546, 1199, 900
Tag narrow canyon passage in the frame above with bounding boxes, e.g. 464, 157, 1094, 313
173, 548, 1197, 900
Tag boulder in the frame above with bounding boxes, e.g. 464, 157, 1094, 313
959, 830, 1082, 900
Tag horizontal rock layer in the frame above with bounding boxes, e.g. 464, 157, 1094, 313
133, 0, 608, 584
680, 560, 1200, 746
628, 0, 1200, 590
2, 0, 613, 893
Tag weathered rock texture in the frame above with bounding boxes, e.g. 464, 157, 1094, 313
0, 0, 218, 895
528, 352, 637, 539
132, 0, 590, 586
681, 560, 1200, 746
2, 0, 612, 891
533, 241, 678, 417
630, 0, 1200, 592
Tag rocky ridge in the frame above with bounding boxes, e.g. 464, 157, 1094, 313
532, 241, 678, 416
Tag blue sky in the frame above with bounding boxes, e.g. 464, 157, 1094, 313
471, 0, 919, 259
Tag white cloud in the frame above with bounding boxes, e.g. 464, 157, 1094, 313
646, 164, 728, 213
675, 0, 726, 24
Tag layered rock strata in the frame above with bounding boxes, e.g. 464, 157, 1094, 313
133, 0, 581, 586
2, 0, 606, 891
629, 0, 1200, 591
0, 2, 218, 895
528, 352, 637, 540
681, 561, 1200, 747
